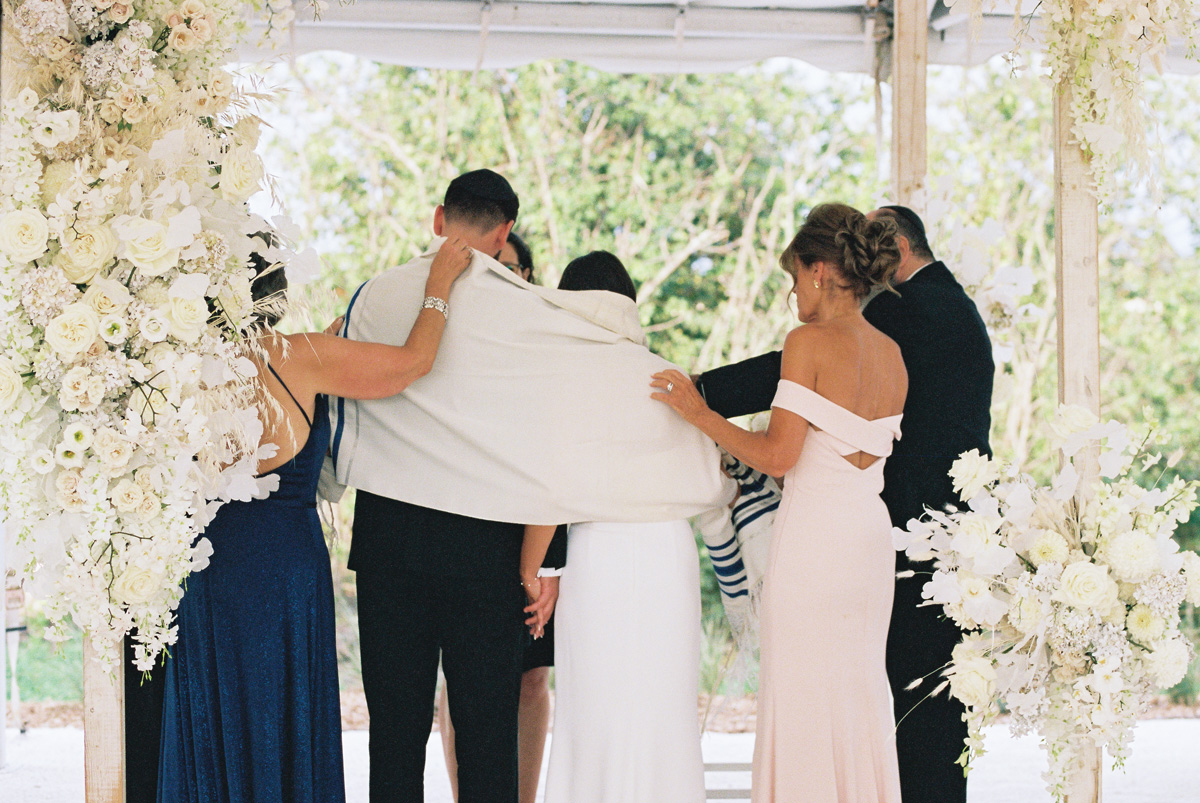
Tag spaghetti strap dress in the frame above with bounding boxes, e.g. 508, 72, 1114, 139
158, 368, 344, 803
752, 379, 903, 803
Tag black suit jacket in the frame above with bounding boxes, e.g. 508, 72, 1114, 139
349, 492, 567, 581
864, 262, 994, 528
694, 261, 993, 526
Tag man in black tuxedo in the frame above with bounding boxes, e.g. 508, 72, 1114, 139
694, 205, 993, 803
339, 170, 565, 803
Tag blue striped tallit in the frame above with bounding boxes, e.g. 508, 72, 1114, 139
695, 453, 780, 652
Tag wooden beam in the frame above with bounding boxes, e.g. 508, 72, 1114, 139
1053, 53, 1103, 803
890, 0, 928, 213
83, 640, 125, 803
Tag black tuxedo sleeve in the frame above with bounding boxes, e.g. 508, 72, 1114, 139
541, 524, 568, 570
694, 350, 783, 418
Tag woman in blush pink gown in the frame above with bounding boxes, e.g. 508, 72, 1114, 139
652, 203, 908, 803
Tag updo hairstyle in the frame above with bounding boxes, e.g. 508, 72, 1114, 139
780, 203, 901, 299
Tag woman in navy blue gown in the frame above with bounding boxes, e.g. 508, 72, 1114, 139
158, 236, 475, 803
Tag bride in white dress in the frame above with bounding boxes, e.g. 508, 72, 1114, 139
543, 252, 707, 803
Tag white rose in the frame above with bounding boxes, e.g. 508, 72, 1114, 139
219, 146, 264, 202
1180, 551, 1200, 607
1053, 561, 1120, 611
108, 2, 132, 22
113, 565, 162, 604
190, 17, 213, 42
84, 277, 132, 315
60, 225, 118, 284
1127, 604, 1165, 643
0, 356, 24, 410
93, 428, 133, 475
59, 366, 91, 411
1050, 404, 1099, 442
1145, 637, 1192, 689
110, 479, 144, 512
179, 0, 207, 17
85, 375, 106, 409
136, 482, 161, 521
208, 68, 233, 99
168, 26, 199, 52
166, 297, 210, 342
43, 37, 76, 64
949, 448, 1000, 500
14, 87, 39, 116
45, 303, 101, 360
40, 160, 76, 206
948, 655, 997, 709
1027, 530, 1070, 567
130, 382, 170, 425
120, 219, 180, 277
0, 208, 51, 263
1101, 531, 1160, 584
55, 468, 86, 510
950, 514, 999, 559
139, 310, 170, 343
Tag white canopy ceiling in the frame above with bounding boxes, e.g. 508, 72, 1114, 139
243, 1, 1198, 76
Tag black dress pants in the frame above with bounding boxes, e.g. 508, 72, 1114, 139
886, 571, 969, 803
357, 565, 526, 803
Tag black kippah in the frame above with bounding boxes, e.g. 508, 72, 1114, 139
879, 204, 926, 241
445, 169, 519, 222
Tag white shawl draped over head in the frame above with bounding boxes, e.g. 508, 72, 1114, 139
330, 238, 733, 525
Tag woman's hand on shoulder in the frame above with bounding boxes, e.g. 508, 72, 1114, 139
650, 368, 710, 425
427, 236, 474, 297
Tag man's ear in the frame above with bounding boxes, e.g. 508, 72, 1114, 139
433, 205, 446, 236
490, 220, 515, 257
895, 233, 912, 263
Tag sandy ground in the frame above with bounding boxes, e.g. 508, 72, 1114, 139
4, 720, 1200, 802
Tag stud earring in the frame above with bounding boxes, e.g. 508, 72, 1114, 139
813, 279, 820, 289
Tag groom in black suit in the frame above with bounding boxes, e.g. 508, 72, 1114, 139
342, 171, 565, 803
694, 205, 993, 803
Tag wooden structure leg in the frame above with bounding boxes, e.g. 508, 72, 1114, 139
890, 0, 928, 212
1053, 60, 1103, 803
83, 640, 126, 803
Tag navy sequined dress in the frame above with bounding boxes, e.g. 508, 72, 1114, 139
158, 379, 344, 803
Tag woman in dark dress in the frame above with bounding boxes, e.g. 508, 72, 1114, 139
157, 236, 474, 803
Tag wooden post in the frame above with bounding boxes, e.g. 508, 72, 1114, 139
890, 0, 927, 214
83, 640, 125, 803
1053, 64, 1104, 803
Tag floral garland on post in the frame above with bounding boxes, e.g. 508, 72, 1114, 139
967, 0, 1199, 201
895, 406, 1200, 801
0, 0, 305, 671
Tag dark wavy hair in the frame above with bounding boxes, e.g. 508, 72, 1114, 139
558, 251, 637, 302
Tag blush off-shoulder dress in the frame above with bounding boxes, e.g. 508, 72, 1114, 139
752, 379, 903, 803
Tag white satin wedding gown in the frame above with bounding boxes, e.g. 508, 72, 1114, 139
544, 519, 706, 803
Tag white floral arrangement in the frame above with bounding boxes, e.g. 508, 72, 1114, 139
894, 405, 1200, 801
965, 0, 1199, 201
0, 0, 311, 671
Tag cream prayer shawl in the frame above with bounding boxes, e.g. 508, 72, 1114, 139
330, 238, 734, 525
